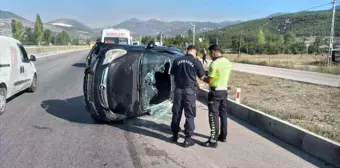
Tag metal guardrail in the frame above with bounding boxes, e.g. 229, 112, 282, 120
24, 45, 91, 55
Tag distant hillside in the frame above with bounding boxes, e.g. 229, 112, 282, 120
0, 9, 27, 20
202, 9, 340, 48
0, 10, 93, 40
112, 18, 242, 37
47, 18, 93, 33
267, 12, 290, 18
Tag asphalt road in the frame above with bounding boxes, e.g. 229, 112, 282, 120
205, 60, 340, 87
0, 51, 332, 168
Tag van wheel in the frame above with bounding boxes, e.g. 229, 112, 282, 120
27, 74, 37, 93
0, 88, 7, 115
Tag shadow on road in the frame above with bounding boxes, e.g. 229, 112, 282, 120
41, 95, 209, 146
196, 89, 331, 168
72, 63, 86, 68
41, 96, 98, 124
110, 117, 210, 146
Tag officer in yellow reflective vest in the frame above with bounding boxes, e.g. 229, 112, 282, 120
203, 44, 232, 148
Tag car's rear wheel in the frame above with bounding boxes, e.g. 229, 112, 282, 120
27, 74, 37, 93
0, 88, 7, 115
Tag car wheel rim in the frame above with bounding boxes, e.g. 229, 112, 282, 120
0, 94, 5, 111
33, 77, 37, 88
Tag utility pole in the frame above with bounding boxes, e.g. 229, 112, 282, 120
328, 0, 336, 66
193, 25, 196, 45
238, 24, 244, 59
189, 23, 196, 45
160, 32, 163, 46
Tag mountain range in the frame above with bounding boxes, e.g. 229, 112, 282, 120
2, 5, 339, 42
201, 7, 340, 50
0, 9, 241, 40
112, 18, 242, 37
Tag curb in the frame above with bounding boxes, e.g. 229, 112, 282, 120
198, 88, 340, 168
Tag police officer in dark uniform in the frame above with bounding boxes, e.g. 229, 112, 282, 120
170, 45, 205, 148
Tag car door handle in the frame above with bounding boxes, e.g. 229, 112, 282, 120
20, 66, 24, 73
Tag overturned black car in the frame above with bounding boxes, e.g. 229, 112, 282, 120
83, 42, 185, 122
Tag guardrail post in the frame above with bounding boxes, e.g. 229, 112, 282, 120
235, 88, 241, 104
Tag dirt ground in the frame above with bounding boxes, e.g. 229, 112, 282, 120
198, 70, 340, 142
224, 54, 340, 74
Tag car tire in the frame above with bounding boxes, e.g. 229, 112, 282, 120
27, 74, 37, 93
0, 88, 7, 115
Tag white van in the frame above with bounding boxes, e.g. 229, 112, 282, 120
101, 28, 132, 45
0, 36, 37, 115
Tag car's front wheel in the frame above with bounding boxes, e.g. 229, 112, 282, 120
27, 74, 37, 93
0, 88, 7, 115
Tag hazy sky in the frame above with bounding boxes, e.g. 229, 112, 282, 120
1, 0, 332, 28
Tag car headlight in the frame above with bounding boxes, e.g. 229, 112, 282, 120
103, 49, 127, 65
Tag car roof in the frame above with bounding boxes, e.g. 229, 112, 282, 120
0, 35, 21, 44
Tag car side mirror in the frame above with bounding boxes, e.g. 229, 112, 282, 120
30, 55, 36, 62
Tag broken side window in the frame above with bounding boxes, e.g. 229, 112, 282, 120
139, 50, 175, 116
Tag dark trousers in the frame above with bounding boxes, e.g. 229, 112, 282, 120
203, 56, 208, 64
171, 88, 196, 137
208, 90, 228, 140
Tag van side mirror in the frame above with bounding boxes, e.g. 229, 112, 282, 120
30, 55, 36, 62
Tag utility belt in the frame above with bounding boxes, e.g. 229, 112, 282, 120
176, 84, 199, 94
209, 87, 228, 92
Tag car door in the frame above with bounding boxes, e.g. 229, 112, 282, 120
139, 50, 172, 113
4, 42, 21, 97
15, 43, 32, 91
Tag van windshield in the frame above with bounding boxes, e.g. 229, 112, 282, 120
104, 37, 129, 45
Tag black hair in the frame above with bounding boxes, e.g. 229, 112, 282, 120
186, 45, 197, 51
208, 44, 221, 52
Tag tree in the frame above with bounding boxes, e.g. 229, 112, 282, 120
291, 41, 306, 55
21, 28, 35, 45
195, 38, 209, 55
43, 29, 52, 45
284, 32, 296, 45
187, 29, 193, 44
256, 29, 265, 45
50, 36, 56, 45
11, 19, 24, 41
141, 36, 154, 45
11, 19, 17, 37
72, 39, 80, 45
34, 14, 44, 45
56, 31, 70, 45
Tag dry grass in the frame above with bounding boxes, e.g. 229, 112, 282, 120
198, 70, 340, 142
224, 54, 340, 74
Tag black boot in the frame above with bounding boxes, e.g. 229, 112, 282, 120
171, 133, 179, 143
218, 135, 227, 142
202, 138, 218, 148
182, 137, 195, 148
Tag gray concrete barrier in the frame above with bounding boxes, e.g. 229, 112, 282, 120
24, 45, 91, 55
198, 88, 340, 168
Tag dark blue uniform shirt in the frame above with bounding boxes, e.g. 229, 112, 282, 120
170, 54, 205, 89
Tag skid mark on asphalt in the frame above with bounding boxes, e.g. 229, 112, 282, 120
32, 125, 53, 132
124, 131, 143, 168
143, 142, 186, 168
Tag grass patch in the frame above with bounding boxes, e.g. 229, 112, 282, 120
198, 70, 340, 142
225, 54, 340, 74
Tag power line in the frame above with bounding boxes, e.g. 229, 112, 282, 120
267, 2, 333, 20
